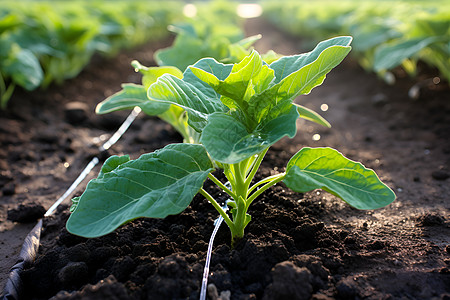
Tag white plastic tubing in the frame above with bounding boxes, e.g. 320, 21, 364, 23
45, 106, 141, 217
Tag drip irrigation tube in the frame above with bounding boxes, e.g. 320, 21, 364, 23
1, 107, 141, 300
200, 204, 228, 300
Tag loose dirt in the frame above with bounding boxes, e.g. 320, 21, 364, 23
1, 18, 449, 299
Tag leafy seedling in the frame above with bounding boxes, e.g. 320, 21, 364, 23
67, 36, 396, 247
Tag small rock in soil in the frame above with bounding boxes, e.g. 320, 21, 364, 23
208, 283, 231, 300
431, 170, 450, 180
366, 240, 387, 250
2, 181, 16, 195
416, 213, 446, 226
262, 261, 313, 300
64, 101, 89, 125
336, 278, 358, 300
62, 244, 90, 263
292, 254, 330, 289
111, 256, 136, 281
58, 261, 89, 287
7, 203, 45, 223
51, 275, 130, 300
158, 254, 186, 277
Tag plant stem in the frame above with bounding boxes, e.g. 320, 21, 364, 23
211, 149, 283, 247
232, 196, 247, 245
248, 172, 285, 195
244, 148, 269, 187
199, 188, 234, 230
207, 173, 236, 199
246, 173, 285, 205
233, 160, 247, 199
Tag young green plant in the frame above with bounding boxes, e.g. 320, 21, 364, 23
67, 36, 396, 246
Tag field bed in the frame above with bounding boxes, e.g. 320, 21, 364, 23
1, 18, 449, 299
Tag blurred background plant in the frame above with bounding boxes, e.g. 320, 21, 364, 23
263, 0, 450, 86
0, 1, 181, 108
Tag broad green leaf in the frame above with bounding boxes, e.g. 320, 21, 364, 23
284, 147, 396, 210
267, 37, 352, 100
374, 37, 440, 71
98, 155, 131, 176
96, 83, 169, 115
227, 35, 261, 64
190, 51, 262, 100
3, 48, 43, 90
0, 14, 21, 34
155, 35, 207, 71
191, 52, 276, 131
187, 58, 233, 90
167, 23, 197, 38
148, 59, 230, 132
240, 37, 351, 129
201, 106, 298, 164
216, 50, 263, 101
295, 104, 331, 128
269, 36, 352, 85
67, 143, 214, 238
350, 22, 401, 52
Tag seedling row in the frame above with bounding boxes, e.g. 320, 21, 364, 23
0, 1, 182, 108
263, 0, 450, 84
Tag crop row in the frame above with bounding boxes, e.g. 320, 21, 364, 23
263, 0, 450, 84
0, 1, 182, 108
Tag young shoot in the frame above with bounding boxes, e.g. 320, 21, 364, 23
67, 36, 396, 247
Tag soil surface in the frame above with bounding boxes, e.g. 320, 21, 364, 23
1, 18, 449, 300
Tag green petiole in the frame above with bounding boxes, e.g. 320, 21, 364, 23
203, 148, 285, 245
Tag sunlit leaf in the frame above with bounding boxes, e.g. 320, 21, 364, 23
67, 143, 214, 238
284, 147, 396, 210
201, 106, 298, 164
96, 83, 169, 115
374, 37, 439, 71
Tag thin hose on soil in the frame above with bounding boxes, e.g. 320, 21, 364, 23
45, 106, 142, 217
1, 107, 141, 300
200, 204, 228, 300
44, 157, 99, 217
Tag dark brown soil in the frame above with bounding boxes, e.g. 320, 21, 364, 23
1, 18, 449, 300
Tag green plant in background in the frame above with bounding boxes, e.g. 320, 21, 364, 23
0, 1, 181, 108
373, 11, 450, 81
264, 0, 450, 84
154, 0, 280, 72
67, 36, 396, 247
